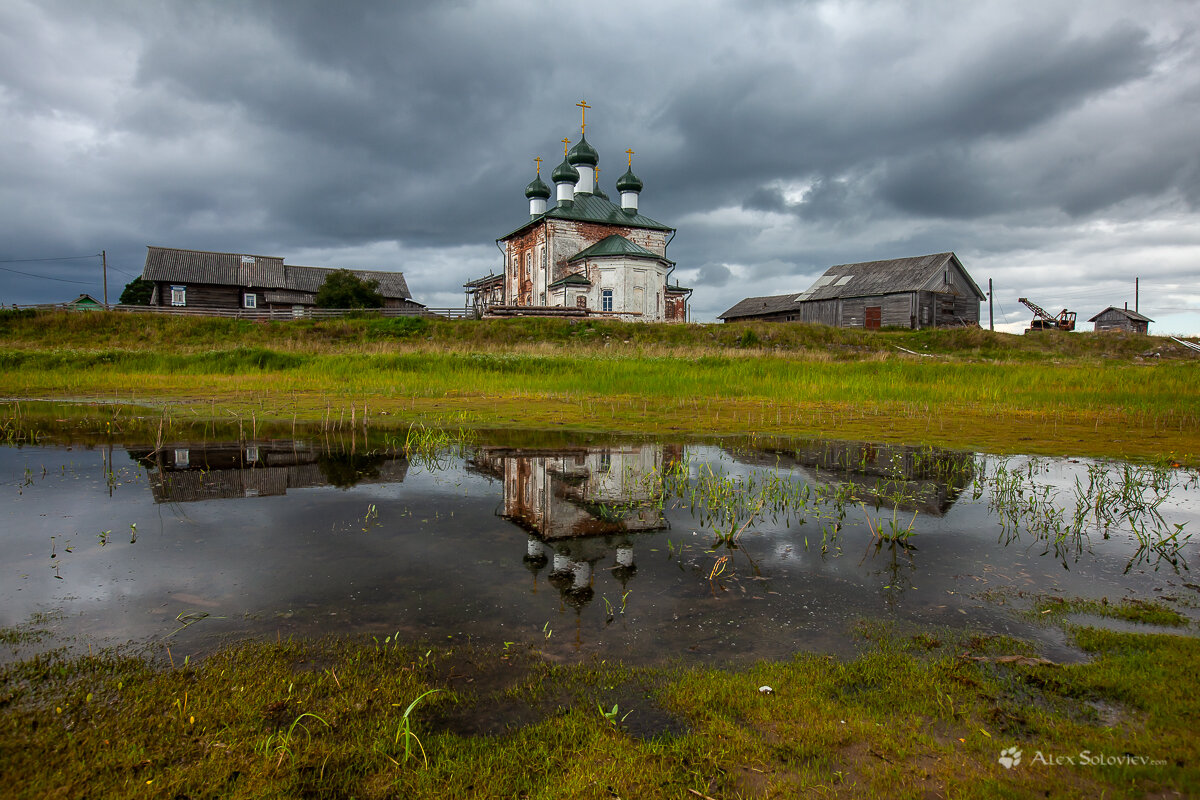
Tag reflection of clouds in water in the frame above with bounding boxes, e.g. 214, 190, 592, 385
2, 439, 1197, 663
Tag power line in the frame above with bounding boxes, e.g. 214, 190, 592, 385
0, 266, 94, 284
0, 253, 101, 264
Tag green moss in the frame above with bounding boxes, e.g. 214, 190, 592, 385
1032, 596, 1189, 627
4, 626, 1197, 798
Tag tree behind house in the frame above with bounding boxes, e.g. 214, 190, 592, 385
119, 277, 154, 305
315, 270, 384, 309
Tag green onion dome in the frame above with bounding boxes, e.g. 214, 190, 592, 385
524, 174, 551, 199
567, 135, 599, 167
551, 157, 579, 183
616, 168, 643, 193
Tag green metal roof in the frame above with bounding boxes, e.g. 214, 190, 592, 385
498, 192, 673, 242
548, 273, 592, 288
567, 135, 598, 167
546, 193, 671, 230
568, 234, 671, 264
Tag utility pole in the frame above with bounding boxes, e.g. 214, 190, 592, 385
988, 278, 994, 331
102, 250, 108, 307
1135, 277, 1139, 313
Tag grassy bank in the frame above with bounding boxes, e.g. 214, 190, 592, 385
2, 623, 1196, 799
1, 310, 1197, 462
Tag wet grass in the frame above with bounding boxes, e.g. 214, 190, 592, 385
1031, 596, 1189, 627
2, 625, 1197, 798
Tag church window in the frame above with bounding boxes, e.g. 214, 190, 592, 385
602, 289, 613, 312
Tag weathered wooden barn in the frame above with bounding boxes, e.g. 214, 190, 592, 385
719, 252, 985, 330
1088, 306, 1152, 334
465, 104, 691, 322
139, 246, 421, 313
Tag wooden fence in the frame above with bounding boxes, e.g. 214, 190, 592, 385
8, 303, 477, 321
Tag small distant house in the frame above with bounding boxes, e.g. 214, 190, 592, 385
719, 252, 985, 330
138, 246, 421, 313
1088, 306, 1152, 334
65, 294, 103, 310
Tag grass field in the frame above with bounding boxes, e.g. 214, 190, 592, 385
3, 310, 1200, 797
1, 310, 1197, 462
2, 619, 1196, 799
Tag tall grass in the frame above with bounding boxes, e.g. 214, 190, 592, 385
2, 310, 1197, 462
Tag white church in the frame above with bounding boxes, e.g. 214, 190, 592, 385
465, 103, 691, 322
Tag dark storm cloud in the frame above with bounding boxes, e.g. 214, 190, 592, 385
1, 1, 1198, 331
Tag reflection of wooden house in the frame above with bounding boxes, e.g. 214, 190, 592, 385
733, 439, 974, 517
130, 442, 408, 503
471, 444, 676, 539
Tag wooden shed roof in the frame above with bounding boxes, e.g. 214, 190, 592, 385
718, 293, 807, 320
141, 246, 412, 299
718, 252, 984, 320
1087, 306, 1153, 323
796, 253, 985, 302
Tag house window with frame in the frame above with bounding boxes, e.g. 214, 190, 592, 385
170, 285, 186, 306
602, 289, 613, 312
244, 293, 257, 309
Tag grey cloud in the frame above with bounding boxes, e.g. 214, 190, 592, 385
1, 1, 1198, 333
696, 262, 734, 287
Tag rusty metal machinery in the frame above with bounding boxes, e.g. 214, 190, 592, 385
1018, 297, 1076, 332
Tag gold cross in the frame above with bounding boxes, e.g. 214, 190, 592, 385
595, 166, 601, 184
534, 156, 542, 175
576, 99, 591, 133
561, 137, 571, 156
625, 148, 635, 168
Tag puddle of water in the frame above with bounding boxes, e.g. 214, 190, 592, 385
2, 433, 1196, 665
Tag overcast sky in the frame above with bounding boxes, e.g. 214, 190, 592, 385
2, 0, 1198, 333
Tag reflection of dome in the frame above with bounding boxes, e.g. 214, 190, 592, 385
563, 585, 594, 610
523, 551, 548, 574
548, 552, 575, 591
612, 543, 637, 582
523, 535, 549, 571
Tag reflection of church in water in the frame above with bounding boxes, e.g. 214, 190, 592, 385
470, 443, 682, 610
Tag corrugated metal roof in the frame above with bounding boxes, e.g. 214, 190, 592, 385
141, 247, 412, 299
548, 273, 592, 288
719, 252, 985, 319
797, 253, 985, 302
719, 293, 804, 320
1087, 306, 1154, 323
499, 194, 673, 241
464, 273, 503, 289
568, 234, 669, 263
